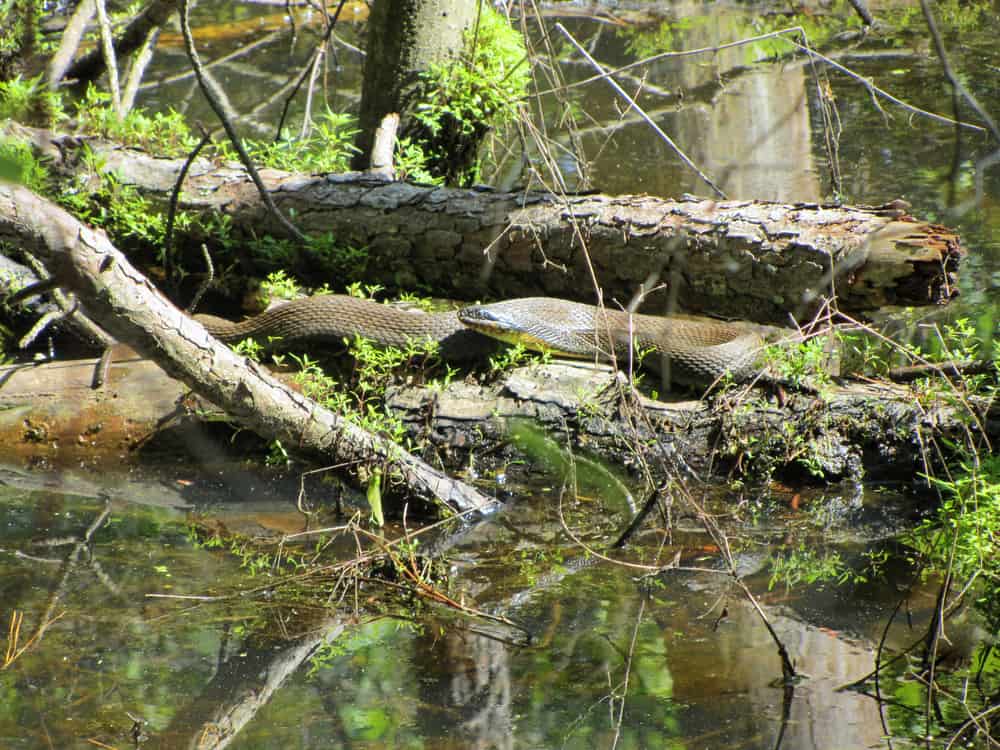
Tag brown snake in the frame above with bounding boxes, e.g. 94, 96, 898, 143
196, 295, 794, 386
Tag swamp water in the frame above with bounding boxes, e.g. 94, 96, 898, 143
0, 461, 953, 749
4, 0, 1000, 747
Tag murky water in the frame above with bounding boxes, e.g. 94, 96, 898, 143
0, 460, 961, 750
4, 1, 1000, 748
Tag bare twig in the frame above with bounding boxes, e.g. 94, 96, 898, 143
555, 23, 726, 199
164, 125, 213, 287
846, 0, 875, 27
120, 26, 160, 114
920, 0, 1000, 144
93, 0, 122, 116
274, 0, 349, 139
545, 25, 985, 135
178, 0, 307, 243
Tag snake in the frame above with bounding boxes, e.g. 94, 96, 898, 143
195, 295, 793, 386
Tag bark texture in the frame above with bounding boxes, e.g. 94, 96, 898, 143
353, 0, 477, 169
4, 353, 995, 486
11, 125, 964, 325
385, 363, 998, 483
0, 183, 496, 514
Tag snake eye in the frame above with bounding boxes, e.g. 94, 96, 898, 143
459, 306, 500, 326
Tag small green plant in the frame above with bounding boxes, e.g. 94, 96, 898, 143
242, 233, 368, 280
265, 439, 291, 468
0, 74, 65, 126
289, 346, 419, 451
768, 544, 864, 590
907, 455, 1000, 630
258, 270, 301, 303
365, 466, 385, 528
349, 334, 441, 400
74, 85, 198, 156
231, 336, 267, 362
394, 136, 442, 185
488, 341, 549, 373
57, 150, 192, 253
218, 110, 358, 174
345, 282, 384, 300
763, 334, 835, 390
406, 5, 529, 184
0, 136, 49, 192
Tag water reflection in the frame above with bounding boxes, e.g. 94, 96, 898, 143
0, 468, 990, 749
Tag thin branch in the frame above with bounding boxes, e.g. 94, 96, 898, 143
274, 0, 349, 139
164, 125, 213, 287
120, 27, 160, 114
545, 25, 985, 134
46, 0, 95, 87
178, 0, 306, 242
920, 0, 1000, 144
555, 23, 727, 199
93, 0, 122, 117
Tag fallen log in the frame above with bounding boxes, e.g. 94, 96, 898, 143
3, 351, 994, 485
0, 183, 496, 514
10, 124, 964, 324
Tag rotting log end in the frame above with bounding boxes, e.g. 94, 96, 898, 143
845, 218, 965, 310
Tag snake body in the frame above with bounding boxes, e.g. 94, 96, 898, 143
197, 295, 791, 385
196, 295, 497, 360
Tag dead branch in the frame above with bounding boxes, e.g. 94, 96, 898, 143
0, 183, 496, 515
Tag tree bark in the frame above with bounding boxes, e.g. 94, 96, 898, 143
10, 125, 964, 325
0, 183, 496, 515
4, 352, 994, 485
352, 0, 477, 170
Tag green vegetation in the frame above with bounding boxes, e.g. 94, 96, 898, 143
239, 232, 369, 281
890, 0, 995, 34
74, 85, 198, 156
258, 270, 302, 303
908, 457, 1000, 630
284, 334, 437, 460
0, 0, 46, 80
762, 333, 836, 391
488, 340, 549, 374
768, 543, 881, 589
406, 5, 529, 185
58, 159, 188, 251
0, 136, 48, 192
217, 110, 359, 174
0, 74, 64, 126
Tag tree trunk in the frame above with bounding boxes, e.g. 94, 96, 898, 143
352, 0, 477, 170
9, 125, 965, 326
0, 183, 496, 515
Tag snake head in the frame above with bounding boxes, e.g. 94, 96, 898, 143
458, 299, 585, 357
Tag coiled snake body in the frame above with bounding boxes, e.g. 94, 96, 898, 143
196, 295, 792, 386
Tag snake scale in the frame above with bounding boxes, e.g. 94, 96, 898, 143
196, 295, 792, 386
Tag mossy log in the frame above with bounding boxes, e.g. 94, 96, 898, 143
2, 352, 994, 486
10, 124, 964, 325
